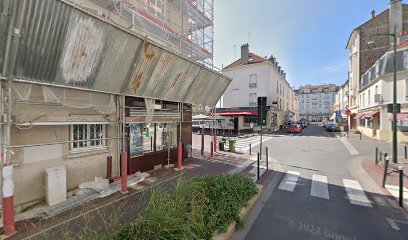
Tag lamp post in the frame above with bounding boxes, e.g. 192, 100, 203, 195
369, 29, 398, 163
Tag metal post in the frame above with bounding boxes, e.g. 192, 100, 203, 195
392, 31, 398, 164
107, 156, 112, 183
213, 107, 216, 153
375, 147, 378, 165
260, 109, 263, 160
405, 145, 407, 159
257, 153, 260, 181
399, 166, 403, 207
121, 152, 128, 193
201, 126, 204, 156
210, 141, 214, 159
266, 147, 269, 170
382, 157, 389, 188
384, 152, 388, 161
249, 143, 252, 155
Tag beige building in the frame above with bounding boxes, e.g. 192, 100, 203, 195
346, 0, 408, 129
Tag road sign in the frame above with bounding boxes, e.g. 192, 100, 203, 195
289, 114, 294, 120
346, 109, 351, 116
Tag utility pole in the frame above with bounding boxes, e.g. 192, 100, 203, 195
392, 31, 398, 164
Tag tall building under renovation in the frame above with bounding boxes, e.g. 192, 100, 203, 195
73, 0, 214, 66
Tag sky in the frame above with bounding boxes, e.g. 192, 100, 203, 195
213, 0, 393, 89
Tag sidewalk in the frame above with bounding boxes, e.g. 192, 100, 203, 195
344, 130, 377, 141
10, 149, 269, 239
361, 155, 408, 207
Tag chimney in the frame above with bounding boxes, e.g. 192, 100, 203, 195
241, 43, 249, 65
389, 0, 402, 36
371, 10, 375, 19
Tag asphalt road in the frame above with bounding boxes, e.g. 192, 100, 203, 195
235, 124, 408, 240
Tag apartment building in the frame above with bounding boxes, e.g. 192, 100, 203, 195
296, 84, 339, 122
222, 44, 299, 131
357, 40, 408, 142
346, 0, 408, 129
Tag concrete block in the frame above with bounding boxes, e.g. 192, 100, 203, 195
45, 166, 67, 206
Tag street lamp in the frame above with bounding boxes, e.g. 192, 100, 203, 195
369, 29, 398, 163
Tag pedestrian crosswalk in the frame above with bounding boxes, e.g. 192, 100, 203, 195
278, 171, 373, 208
225, 135, 273, 152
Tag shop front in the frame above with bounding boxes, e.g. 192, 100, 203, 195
125, 97, 192, 173
357, 111, 380, 139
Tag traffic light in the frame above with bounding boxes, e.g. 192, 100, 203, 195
257, 97, 267, 126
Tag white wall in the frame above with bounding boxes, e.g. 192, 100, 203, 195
223, 63, 269, 108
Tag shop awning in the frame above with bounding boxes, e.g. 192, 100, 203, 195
217, 111, 257, 116
354, 113, 365, 119
388, 113, 408, 121
361, 111, 380, 119
192, 114, 210, 120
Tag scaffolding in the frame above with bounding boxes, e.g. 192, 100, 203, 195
88, 0, 214, 68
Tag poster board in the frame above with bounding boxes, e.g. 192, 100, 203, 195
130, 123, 143, 157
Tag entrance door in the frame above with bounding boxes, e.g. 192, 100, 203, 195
233, 117, 239, 130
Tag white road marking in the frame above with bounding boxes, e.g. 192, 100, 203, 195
240, 136, 272, 151
343, 179, 372, 207
386, 218, 400, 231
385, 184, 408, 206
278, 171, 300, 192
311, 174, 329, 199
339, 138, 359, 155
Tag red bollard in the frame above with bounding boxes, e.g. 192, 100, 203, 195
211, 141, 214, 159
121, 152, 128, 193
213, 131, 217, 153
2, 164, 15, 236
107, 156, 112, 183
3, 196, 15, 236
178, 142, 182, 169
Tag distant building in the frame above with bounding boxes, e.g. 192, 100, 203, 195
296, 84, 339, 122
222, 44, 299, 132
334, 80, 349, 123
346, 0, 408, 129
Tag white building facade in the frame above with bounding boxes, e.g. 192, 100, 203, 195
297, 84, 339, 122
222, 44, 299, 130
357, 41, 408, 142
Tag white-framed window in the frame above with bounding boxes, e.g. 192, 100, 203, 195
368, 90, 371, 105
71, 124, 106, 151
249, 74, 257, 88
249, 93, 257, 106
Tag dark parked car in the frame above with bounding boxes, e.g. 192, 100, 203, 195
326, 123, 340, 132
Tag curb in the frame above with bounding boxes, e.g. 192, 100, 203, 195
213, 184, 264, 240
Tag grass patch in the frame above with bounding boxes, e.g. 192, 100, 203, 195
104, 174, 257, 240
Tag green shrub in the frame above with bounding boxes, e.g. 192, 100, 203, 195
106, 174, 257, 240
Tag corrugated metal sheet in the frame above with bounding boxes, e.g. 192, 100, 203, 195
0, 0, 230, 106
